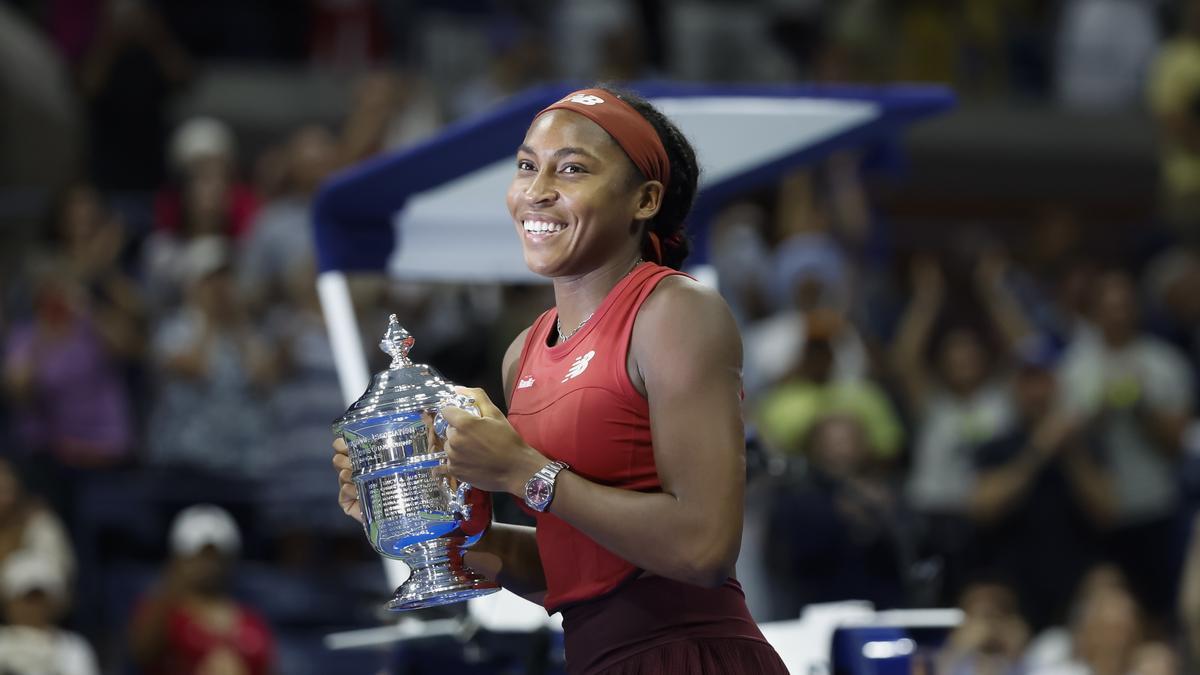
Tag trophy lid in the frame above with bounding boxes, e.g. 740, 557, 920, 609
332, 314, 456, 430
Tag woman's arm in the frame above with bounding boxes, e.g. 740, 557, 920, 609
443, 278, 746, 588
888, 256, 943, 413
974, 251, 1035, 356
463, 522, 545, 602
969, 449, 1046, 524
1059, 440, 1117, 528
970, 413, 1075, 523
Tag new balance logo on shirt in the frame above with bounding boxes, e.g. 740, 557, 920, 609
517, 376, 536, 389
562, 350, 596, 383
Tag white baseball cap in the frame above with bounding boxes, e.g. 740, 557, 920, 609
169, 504, 241, 557
1, 551, 66, 601
170, 116, 236, 171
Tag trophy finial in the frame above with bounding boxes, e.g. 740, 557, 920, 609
381, 314, 414, 367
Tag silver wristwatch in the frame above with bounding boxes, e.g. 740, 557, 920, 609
524, 461, 569, 513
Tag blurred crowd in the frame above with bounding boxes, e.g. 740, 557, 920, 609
3, 0, 1200, 674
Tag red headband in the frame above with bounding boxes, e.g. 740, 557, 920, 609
535, 88, 671, 190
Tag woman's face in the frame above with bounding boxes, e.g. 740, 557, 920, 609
507, 110, 657, 277
59, 184, 103, 244
1092, 272, 1138, 344
808, 416, 869, 477
939, 329, 988, 393
1075, 586, 1141, 659
184, 161, 230, 233
2, 589, 60, 628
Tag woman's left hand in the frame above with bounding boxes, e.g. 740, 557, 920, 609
440, 386, 546, 496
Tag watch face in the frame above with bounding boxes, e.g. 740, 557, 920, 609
526, 478, 552, 510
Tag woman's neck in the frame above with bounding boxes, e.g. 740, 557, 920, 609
551, 254, 643, 335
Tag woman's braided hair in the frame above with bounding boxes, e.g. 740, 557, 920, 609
599, 86, 699, 270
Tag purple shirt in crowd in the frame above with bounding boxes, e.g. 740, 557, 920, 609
4, 317, 132, 464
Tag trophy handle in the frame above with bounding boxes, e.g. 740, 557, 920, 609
447, 480, 474, 520
434, 394, 481, 520
433, 394, 480, 439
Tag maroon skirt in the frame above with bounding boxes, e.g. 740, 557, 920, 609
559, 575, 789, 675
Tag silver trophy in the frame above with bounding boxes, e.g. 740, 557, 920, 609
332, 315, 499, 611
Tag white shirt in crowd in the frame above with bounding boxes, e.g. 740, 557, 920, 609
1055, 0, 1162, 110
0, 626, 99, 675
906, 382, 1015, 513
1057, 330, 1195, 525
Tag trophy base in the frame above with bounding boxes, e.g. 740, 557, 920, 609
386, 537, 500, 612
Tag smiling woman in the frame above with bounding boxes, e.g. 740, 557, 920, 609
333, 87, 788, 674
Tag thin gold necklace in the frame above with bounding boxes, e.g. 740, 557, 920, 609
556, 258, 643, 343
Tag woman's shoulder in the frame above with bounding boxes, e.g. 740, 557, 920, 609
639, 273, 729, 316
634, 274, 741, 362
504, 324, 536, 366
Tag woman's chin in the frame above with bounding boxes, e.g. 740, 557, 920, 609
522, 251, 565, 278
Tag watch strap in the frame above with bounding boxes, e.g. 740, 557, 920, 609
525, 460, 569, 512
536, 461, 568, 483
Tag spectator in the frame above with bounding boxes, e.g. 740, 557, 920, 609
129, 504, 275, 675
339, 69, 443, 163
594, 13, 654, 82
451, 15, 549, 121
1008, 208, 1092, 345
0, 551, 99, 675
764, 414, 910, 617
549, 2, 655, 82
708, 201, 774, 329
1128, 642, 1181, 675
78, 0, 193, 191
742, 236, 867, 395
143, 117, 259, 312
770, 169, 856, 313
257, 254, 356, 546
1143, 246, 1200, 400
145, 237, 274, 477
742, 172, 869, 394
894, 255, 1020, 516
0, 457, 75, 585
3, 255, 135, 469
1027, 569, 1147, 675
893, 252, 1035, 602
1148, 0, 1200, 240
968, 337, 1115, 631
238, 124, 338, 314
1056, 269, 1194, 617
49, 181, 127, 277
754, 309, 904, 462
307, 0, 389, 70
1055, 0, 1160, 110
155, 116, 259, 240
936, 577, 1031, 675
46, 182, 145, 361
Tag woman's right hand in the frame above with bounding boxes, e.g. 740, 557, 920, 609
332, 438, 363, 523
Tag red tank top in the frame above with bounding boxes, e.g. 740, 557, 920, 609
508, 262, 683, 612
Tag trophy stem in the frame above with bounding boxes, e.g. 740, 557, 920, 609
386, 536, 500, 612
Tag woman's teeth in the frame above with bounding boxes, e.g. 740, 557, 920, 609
523, 220, 566, 234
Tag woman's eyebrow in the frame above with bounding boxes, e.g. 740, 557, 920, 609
516, 144, 600, 161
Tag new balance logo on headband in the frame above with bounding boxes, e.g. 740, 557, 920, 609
566, 93, 605, 106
